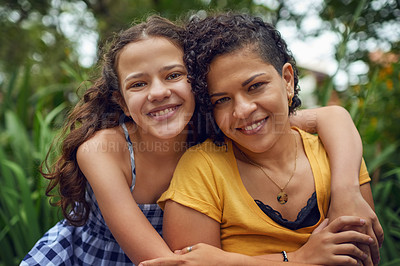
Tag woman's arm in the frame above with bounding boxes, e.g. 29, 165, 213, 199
77, 131, 173, 264
291, 106, 383, 264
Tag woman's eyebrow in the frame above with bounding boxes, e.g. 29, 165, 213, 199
241, 73, 265, 87
209, 92, 227, 98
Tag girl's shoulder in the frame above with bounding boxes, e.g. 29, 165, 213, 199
77, 126, 129, 164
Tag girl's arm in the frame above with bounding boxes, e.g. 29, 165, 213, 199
76, 130, 173, 264
162, 200, 371, 265
291, 105, 383, 264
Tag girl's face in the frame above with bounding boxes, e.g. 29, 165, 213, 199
206, 47, 294, 153
117, 37, 194, 140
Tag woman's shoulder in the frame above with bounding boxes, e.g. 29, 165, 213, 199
178, 138, 232, 168
185, 139, 228, 156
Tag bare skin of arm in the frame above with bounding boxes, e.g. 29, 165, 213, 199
76, 129, 173, 264
292, 106, 383, 264
161, 184, 375, 265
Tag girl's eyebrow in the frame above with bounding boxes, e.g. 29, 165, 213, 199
123, 64, 185, 87
241, 73, 265, 87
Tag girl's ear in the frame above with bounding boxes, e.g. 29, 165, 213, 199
282, 63, 294, 97
113, 91, 130, 117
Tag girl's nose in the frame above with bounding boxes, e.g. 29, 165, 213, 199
147, 80, 172, 102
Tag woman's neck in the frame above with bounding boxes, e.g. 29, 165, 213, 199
234, 128, 298, 173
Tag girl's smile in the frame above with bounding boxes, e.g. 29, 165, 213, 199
117, 37, 195, 140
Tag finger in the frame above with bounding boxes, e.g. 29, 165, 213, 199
333, 231, 373, 246
328, 255, 359, 266
174, 249, 184, 255
138, 258, 174, 266
367, 224, 380, 264
327, 216, 366, 233
372, 217, 384, 248
312, 218, 329, 234
334, 243, 367, 262
357, 243, 373, 266
177, 245, 194, 255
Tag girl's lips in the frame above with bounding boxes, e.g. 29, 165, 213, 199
237, 117, 268, 135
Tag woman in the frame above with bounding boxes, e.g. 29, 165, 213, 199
156, 13, 381, 265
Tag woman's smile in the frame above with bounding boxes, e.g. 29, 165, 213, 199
236, 117, 268, 135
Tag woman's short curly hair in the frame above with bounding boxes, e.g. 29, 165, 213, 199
184, 13, 301, 144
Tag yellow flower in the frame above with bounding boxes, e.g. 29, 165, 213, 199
358, 98, 364, 108
386, 79, 393, 91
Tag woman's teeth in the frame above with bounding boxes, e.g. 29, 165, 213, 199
243, 118, 265, 131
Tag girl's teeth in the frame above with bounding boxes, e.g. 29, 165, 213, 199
152, 107, 174, 116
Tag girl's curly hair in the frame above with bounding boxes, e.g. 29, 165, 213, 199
42, 15, 186, 226
184, 13, 301, 145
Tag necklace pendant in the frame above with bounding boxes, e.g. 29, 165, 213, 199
277, 191, 288, 204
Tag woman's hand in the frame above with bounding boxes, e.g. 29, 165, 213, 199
290, 216, 374, 266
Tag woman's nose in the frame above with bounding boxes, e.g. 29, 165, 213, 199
232, 96, 257, 119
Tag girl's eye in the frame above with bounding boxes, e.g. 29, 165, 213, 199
214, 97, 230, 105
166, 73, 182, 80
248, 82, 264, 91
130, 82, 146, 89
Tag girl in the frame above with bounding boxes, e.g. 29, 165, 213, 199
22, 15, 380, 265
156, 13, 381, 265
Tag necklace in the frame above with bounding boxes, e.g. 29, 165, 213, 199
237, 134, 298, 204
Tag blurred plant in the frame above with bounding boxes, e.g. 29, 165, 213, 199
0, 61, 85, 264
340, 60, 400, 264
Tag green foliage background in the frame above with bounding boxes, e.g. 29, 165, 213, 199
0, 0, 399, 264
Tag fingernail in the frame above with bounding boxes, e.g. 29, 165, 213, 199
369, 237, 374, 243
360, 218, 366, 224
363, 253, 368, 260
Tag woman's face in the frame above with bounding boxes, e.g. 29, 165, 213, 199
206, 47, 294, 153
117, 37, 194, 140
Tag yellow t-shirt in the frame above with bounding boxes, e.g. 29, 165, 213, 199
158, 128, 371, 256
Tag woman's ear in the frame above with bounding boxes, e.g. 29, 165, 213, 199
282, 63, 295, 96
113, 91, 130, 117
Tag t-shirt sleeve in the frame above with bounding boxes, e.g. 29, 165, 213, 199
359, 158, 371, 185
158, 149, 223, 223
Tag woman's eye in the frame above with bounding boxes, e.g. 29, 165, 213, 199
249, 82, 264, 91
166, 73, 182, 80
214, 97, 230, 105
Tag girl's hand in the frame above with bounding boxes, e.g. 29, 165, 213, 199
329, 184, 383, 265
290, 216, 374, 266
138, 243, 247, 266
139, 243, 308, 266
